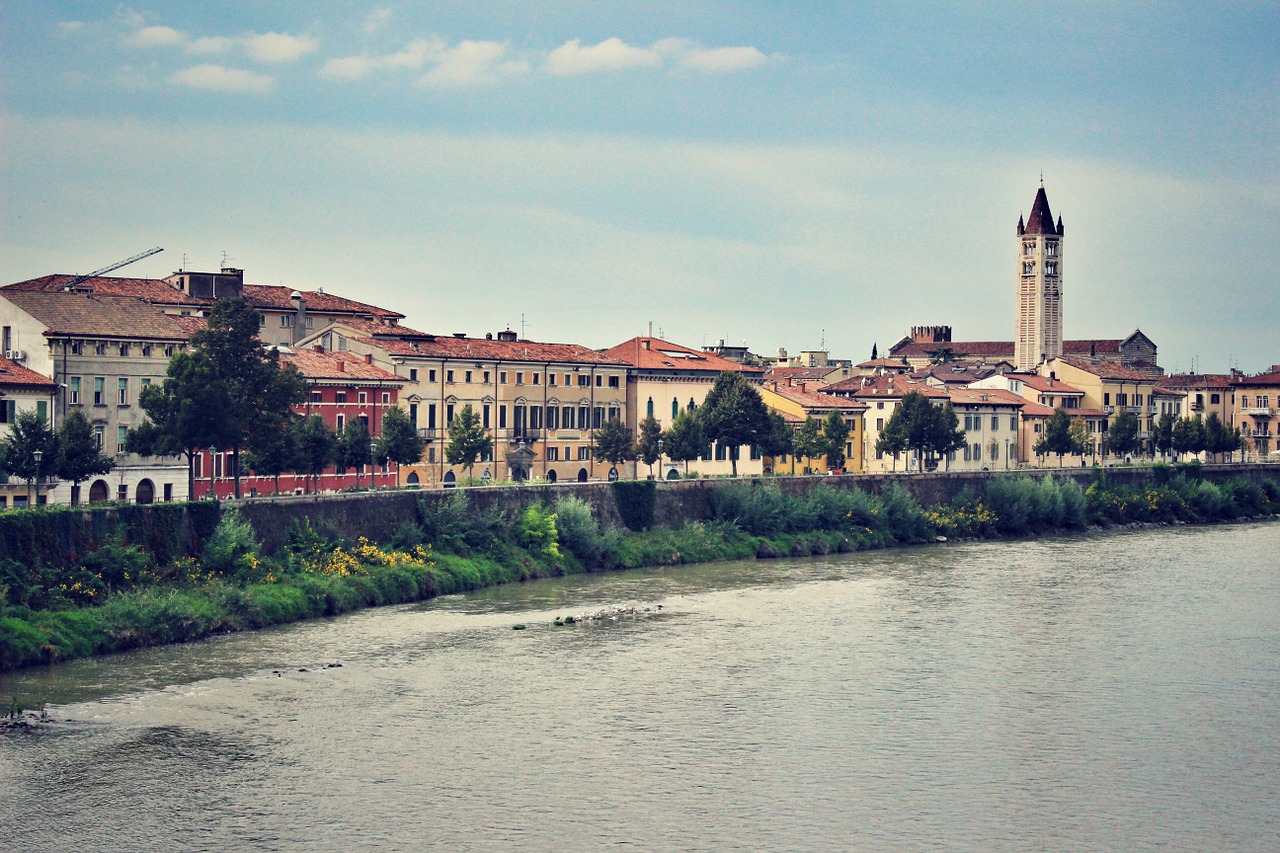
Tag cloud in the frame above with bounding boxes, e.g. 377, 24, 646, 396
243, 32, 319, 64
129, 24, 186, 48
169, 64, 273, 94
362, 8, 393, 34
681, 46, 769, 73
320, 55, 378, 81
421, 41, 526, 88
321, 39, 439, 81
544, 37, 662, 75
188, 35, 235, 56
57, 21, 86, 34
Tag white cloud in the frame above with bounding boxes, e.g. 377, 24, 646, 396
384, 39, 440, 70
188, 35, 235, 56
320, 55, 378, 81
681, 46, 768, 73
544, 37, 662, 75
421, 41, 523, 88
129, 25, 186, 48
242, 32, 319, 64
169, 64, 273, 94
362, 8, 393, 34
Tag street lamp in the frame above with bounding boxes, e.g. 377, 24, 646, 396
657, 438, 664, 480
117, 450, 126, 503
32, 449, 43, 507
208, 446, 216, 500
369, 440, 378, 489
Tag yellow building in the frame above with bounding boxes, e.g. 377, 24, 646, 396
758, 379, 866, 474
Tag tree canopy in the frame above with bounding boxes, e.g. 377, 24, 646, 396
821, 411, 850, 471
377, 405, 426, 467
445, 405, 491, 477
636, 415, 662, 472
698, 371, 770, 476
593, 417, 637, 467
0, 409, 58, 501
793, 416, 825, 473
661, 409, 704, 475
1034, 408, 1075, 465
55, 410, 114, 502
1106, 409, 1142, 458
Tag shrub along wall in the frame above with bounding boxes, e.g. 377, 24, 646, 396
2, 464, 1278, 569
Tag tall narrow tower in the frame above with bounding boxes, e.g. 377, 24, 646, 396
1014, 185, 1065, 370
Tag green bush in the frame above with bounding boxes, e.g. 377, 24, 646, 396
554, 496, 605, 567
201, 509, 262, 580
612, 480, 657, 531
519, 503, 561, 558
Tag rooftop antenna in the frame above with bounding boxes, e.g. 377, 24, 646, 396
521, 313, 528, 339
181, 253, 188, 271
1040, 169, 1044, 186
820, 329, 825, 350
221, 250, 233, 269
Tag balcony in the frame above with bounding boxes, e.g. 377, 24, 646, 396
1244, 407, 1273, 417
1122, 406, 1144, 415
509, 429, 542, 444
1250, 430, 1272, 438
1190, 401, 1204, 412
1103, 405, 1115, 414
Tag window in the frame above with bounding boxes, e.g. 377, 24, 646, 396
578, 446, 591, 461
70, 377, 81, 405
547, 406, 559, 430
0, 400, 14, 423
516, 372, 524, 385
164, 345, 175, 357
118, 344, 130, 357
498, 406, 507, 429
446, 370, 455, 383
647, 397, 654, 418
34, 400, 47, 423
532, 373, 540, 386
310, 391, 323, 403
336, 392, 347, 404
595, 375, 603, 387
530, 406, 543, 429
93, 425, 104, 448
877, 401, 884, 409
71, 340, 83, 355
563, 406, 575, 429
305, 317, 314, 329
608, 406, 620, 421
118, 378, 129, 405
280, 315, 294, 327
260, 315, 267, 326
593, 407, 604, 428
876, 417, 884, 430
564, 374, 572, 386
117, 426, 128, 454
483, 371, 491, 384
465, 370, 473, 384
1211, 393, 1220, 404
672, 398, 679, 419
94, 377, 105, 405
609, 375, 620, 388
96, 343, 106, 356
1104, 393, 1111, 406
141, 378, 150, 391
428, 369, 437, 383
549, 374, 557, 387
1010, 416, 1017, 430
381, 392, 390, 404
336, 414, 345, 431
499, 372, 507, 384
547, 447, 559, 462
427, 404, 437, 429
358, 392, 368, 404
483, 404, 491, 429
446, 404, 455, 424
409, 368, 418, 382
991, 416, 999, 431
972, 443, 982, 461
578, 375, 589, 388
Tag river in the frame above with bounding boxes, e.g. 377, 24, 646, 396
3, 522, 1279, 852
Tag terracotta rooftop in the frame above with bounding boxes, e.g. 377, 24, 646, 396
946, 388, 1030, 408
764, 366, 842, 383
605, 337, 764, 375
3, 274, 203, 305
0, 356, 57, 390
1054, 356, 1152, 381
1, 291, 193, 341
241, 284, 404, 320
826, 373, 948, 399
1160, 373, 1234, 389
890, 338, 1124, 360
283, 349, 405, 382
855, 357, 911, 370
1013, 373, 1085, 395
1232, 371, 1280, 387
764, 380, 866, 411
343, 329, 629, 367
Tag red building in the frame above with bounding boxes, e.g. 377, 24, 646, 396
191, 347, 407, 499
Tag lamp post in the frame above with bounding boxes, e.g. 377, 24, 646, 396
117, 450, 126, 503
369, 440, 378, 490
32, 449, 43, 507
657, 438, 664, 480
208, 446, 216, 500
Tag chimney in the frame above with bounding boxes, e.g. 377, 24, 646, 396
337, 360, 345, 372
642, 339, 651, 350
365, 353, 373, 364
314, 344, 324, 353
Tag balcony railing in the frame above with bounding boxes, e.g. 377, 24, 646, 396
1244, 407, 1273, 417
1122, 405, 1143, 414
1103, 405, 1115, 414
1190, 401, 1204, 412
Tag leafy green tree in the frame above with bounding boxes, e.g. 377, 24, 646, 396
1201, 412, 1241, 463
54, 410, 114, 503
244, 413, 299, 494
132, 350, 238, 499
821, 411, 850, 471
1153, 412, 1176, 459
792, 416, 824, 474
1069, 419, 1094, 461
376, 405, 425, 469
336, 418, 373, 487
0, 409, 58, 505
293, 414, 335, 494
661, 409, 704, 475
191, 299, 307, 497
593, 417, 637, 468
929, 404, 966, 470
697, 371, 770, 476
874, 410, 909, 471
758, 410, 795, 472
888, 391, 951, 470
1172, 416, 1205, 459
1034, 408, 1075, 466
636, 415, 662, 475
445, 405, 492, 479
1106, 409, 1142, 459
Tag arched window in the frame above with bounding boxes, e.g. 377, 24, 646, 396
646, 397, 654, 418
672, 398, 679, 419
688, 398, 696, 411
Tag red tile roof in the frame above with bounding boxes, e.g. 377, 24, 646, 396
855, 357, 911, 370
826, 373, 948, 399
340, 328, 628, 367
3, 274, 203, 305
282, 349, 405, 382
241, 284, 403, 320
764, 366, 841, 382
605, 337, 764, 375
1054, 356, 1152, 381
890, 339, 1124, 360
1, 291, 193, 341
946, 388, 1029, 408
764, 380, 866, 411
1013, 373, 1084, 395
0, 356, 56, 390
1233, 371, 1280, 387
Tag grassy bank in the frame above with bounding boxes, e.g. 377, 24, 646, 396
2, 468, 1277, 674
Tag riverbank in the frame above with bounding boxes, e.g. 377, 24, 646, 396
2, 469, 1278, 674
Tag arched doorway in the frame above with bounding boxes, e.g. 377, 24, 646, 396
443, 471, 456, 488
406, 471, 420, 486
135, 479, 155, 504
666, 468, 681, 480
546, 469, 557, 483
576, 468, 588, 483
89, 479, 110, 503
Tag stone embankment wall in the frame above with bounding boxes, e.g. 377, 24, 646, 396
6, 465, 1278, 563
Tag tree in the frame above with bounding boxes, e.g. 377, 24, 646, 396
793, 416, 825, 474
445, 405, 492, 479
758, 410, 795, 472
870, 342, 878, 360
376, 405, 425, 469
928, 404, 966, 470
132, 350, 238, 500
593, 417, 637, 469
636, 415, 662, 476
820, 411, 850, 471
244, 413, 299, 494
1034, 408, 1075, 466
875, 411, 909, 472
697, 371, 770, 476
926, 346, 956, 366
661, 409, 704, 476
1, 409, 58, 505
1153, 412, 1175, 460
54, 410, 114, 503
335, 418, 373, 487
1172, 417, 1205, 459
293, 414, 335, 494
1202, 413, 1241, 463
190, 299, 307, 498
1069, 419, 1094, 462
1106, 409, 1142, 459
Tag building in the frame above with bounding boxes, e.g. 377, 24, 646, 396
944, 387, 1029, 470
1231, 368, 1280, 459
0, 354, 59, 508
889, 325, 1160, 376
305, 323, 631, 485
758, 379, 866, 474
1039, 355, 1158, 457
604, 336, 766, 478
1015, 185, 1066, 369
825, 373, 948, 472
1160, 374, 1233, 425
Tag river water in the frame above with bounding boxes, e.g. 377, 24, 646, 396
2, 522, 1279, 852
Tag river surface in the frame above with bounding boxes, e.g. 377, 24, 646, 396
3, 522, 1279, 852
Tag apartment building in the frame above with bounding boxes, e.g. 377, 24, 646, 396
758, 379, 866, 474
0, 354, 59, 508
825, 373, 948, 473
1232, 368, 1280, 459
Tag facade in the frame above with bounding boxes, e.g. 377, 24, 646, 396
304, 323, 631, 486
825, 373, 948, 472
1015, 185, 1065, 370
889, 326, 1160, 375
0, 355, 59, 508
1039, 355, 1158, 458
1231, 369, 1280, 459
604, 336, 766, 478
1160, 373, 1233, 425
945, 388, 1027, 471
758, 379, 866, 474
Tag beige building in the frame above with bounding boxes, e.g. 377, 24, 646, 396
945, 387, 1027, 471
1232, 368, 1280, 459
825, 373, 949, 473
604, 336, 765, 478
758, 379, 866, 474
303, 322, 631, 485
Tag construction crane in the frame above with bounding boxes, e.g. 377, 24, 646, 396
61, 246, 163, 290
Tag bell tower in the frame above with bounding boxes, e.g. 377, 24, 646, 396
1014, 183, 1064, 370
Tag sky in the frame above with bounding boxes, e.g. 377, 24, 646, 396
1, 2, 1277, 374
